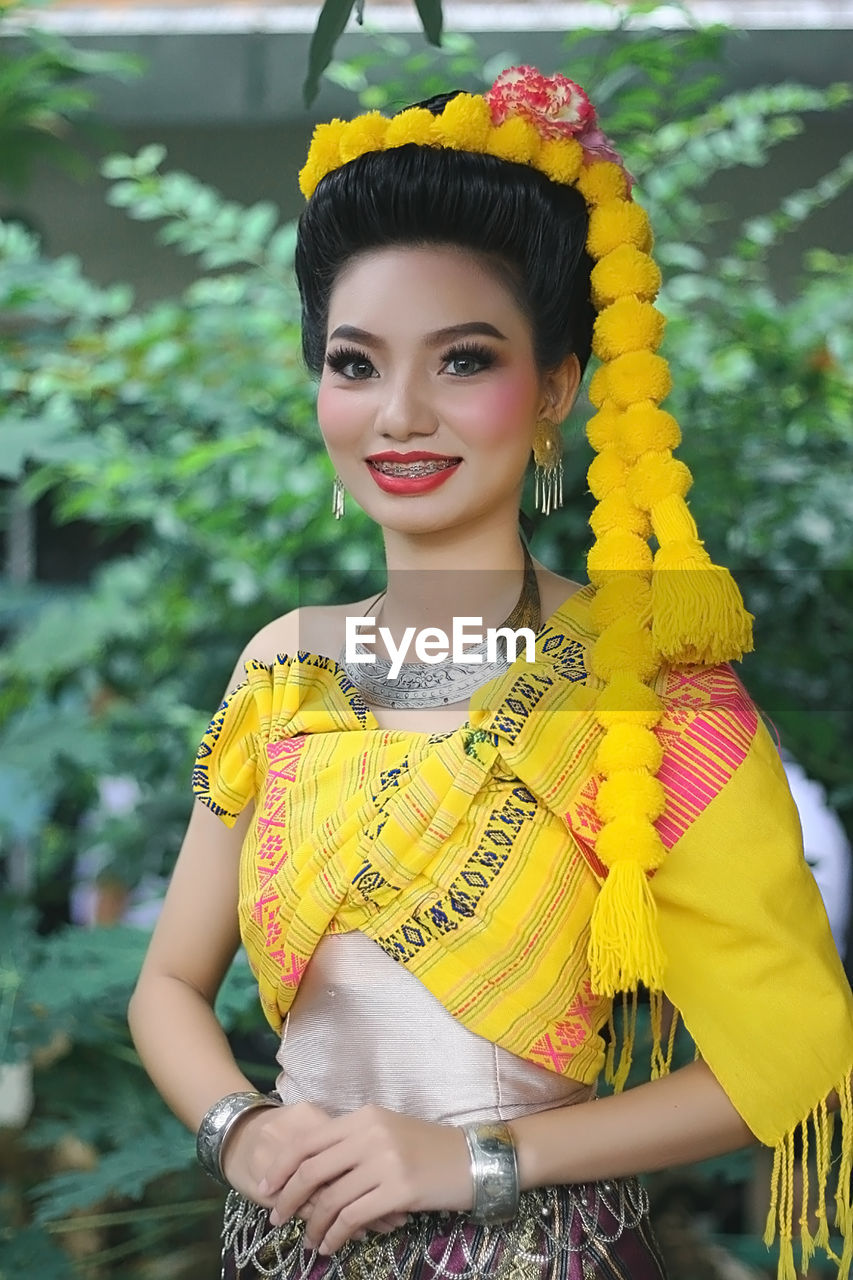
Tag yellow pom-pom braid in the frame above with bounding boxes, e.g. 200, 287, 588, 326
338, 112, 390, 164
436, 93, 493, 149
591, 244, 661, 308
539, 136, 583, 184
592, 297, 666, 361
298, 82, 755, 1040
385, 106, 440, 148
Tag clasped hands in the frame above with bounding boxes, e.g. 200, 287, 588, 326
222, 1100, 474, 1256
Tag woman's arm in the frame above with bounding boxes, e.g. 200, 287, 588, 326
508, 1056, 756, 1191
127, 797, 258, 1130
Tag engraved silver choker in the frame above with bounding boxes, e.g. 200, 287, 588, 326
336, 545, 541, 710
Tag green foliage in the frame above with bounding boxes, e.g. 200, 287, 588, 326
0, 0, 143, 191
303, 0, 445, 106
1, 3, 852, 1273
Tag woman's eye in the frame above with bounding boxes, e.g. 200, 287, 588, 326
325, 349, 376, 380
443, 346, 495, 377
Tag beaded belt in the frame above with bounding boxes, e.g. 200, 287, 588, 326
220, 1176, 654, 1280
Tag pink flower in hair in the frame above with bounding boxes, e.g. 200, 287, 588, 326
485, 65, 631, 184
486, 65, 595, 138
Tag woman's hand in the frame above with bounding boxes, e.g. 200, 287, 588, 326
262, 1103, 474, 1255
221, 1100, 330, 1204
220, 1101, 412, 1239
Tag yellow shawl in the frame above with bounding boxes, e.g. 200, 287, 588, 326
193, 585, 853, 1279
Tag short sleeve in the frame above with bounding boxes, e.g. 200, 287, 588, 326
191, 664, 270, 826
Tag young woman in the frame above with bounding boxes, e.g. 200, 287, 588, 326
128, 68, 853, 1280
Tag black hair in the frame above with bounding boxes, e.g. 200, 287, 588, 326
294, 91, 595, 381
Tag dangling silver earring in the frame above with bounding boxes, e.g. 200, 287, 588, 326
532, 418, 563, 516
332, 474, 346, 520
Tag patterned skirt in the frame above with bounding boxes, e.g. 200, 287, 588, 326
220, 1177, 668, 1279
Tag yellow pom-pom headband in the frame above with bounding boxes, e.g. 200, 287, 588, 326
300, 66, 755, 1002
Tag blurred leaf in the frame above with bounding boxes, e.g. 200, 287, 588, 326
413, 0, 444, 46
303, 0, 356, 107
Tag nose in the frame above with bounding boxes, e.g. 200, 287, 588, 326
372, 369, 439, 441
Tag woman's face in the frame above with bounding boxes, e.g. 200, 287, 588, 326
316, 244, 577, 537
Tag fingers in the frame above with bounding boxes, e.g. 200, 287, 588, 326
298, 1174, 399, 1255
316, 1191, 407, 1256
367, 1213, 410, 1231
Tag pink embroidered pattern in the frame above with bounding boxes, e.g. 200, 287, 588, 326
529, 979, 598, 1071
250, 735, 307, 959
564, 663, 759, 876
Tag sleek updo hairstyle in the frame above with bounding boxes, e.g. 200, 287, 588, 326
295, 90, 595, 381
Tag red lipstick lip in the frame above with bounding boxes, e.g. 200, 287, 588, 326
366, 458, 462, 495
366, 451, 462, 462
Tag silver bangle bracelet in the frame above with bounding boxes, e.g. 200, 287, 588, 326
461, 1120, 520, 1224
196, 1090, 282, 1186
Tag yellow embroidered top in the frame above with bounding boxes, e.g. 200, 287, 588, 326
194, 585, 853, 1279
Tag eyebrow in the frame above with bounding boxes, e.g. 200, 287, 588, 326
327, 321, 508, 347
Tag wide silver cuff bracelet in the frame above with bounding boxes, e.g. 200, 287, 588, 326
196, 1090, 282, 1186
460, 1120, 520, 1224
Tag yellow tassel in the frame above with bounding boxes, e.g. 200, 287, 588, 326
798, 1112, 816, 1276
762, 1079, 853, 1280
612, 988, 639, 1092
649, 988, 665, 1080
663, 1001, 680, 1074
764, 1131, 798, 1280
814, 1096, 833, 1252
588, 858, 667, 996
651, 494, 755, 665
836, 1071, 853, 1272
604, 1001, 618, 1086
766, 1138, 783, 1252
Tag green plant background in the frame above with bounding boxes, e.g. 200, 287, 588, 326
1, 3, 851, 1275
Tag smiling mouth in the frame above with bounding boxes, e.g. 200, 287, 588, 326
368, 458, 462, 477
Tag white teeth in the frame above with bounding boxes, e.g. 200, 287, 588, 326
371, 459, 459, 477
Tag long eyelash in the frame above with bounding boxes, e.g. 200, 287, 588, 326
325, 344, 372, 373
441, 341, 497, 369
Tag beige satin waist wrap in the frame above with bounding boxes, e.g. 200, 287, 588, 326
274, 930, 594, 1124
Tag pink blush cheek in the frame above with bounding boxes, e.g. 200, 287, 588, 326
316, 383, 365, 447
454, 377, 538, 444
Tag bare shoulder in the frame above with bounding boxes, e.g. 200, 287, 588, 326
238, 596, 379, 668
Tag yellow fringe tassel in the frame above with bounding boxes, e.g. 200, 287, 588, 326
588, 859, 666, 996
649, 990, 680, 1080
603, 988, 639, 1093
763, 1073, 853, 1280
838, 1071, 853, 1275
650, 493, 755, 665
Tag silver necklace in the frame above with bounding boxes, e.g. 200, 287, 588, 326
336, 545, 541, 709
